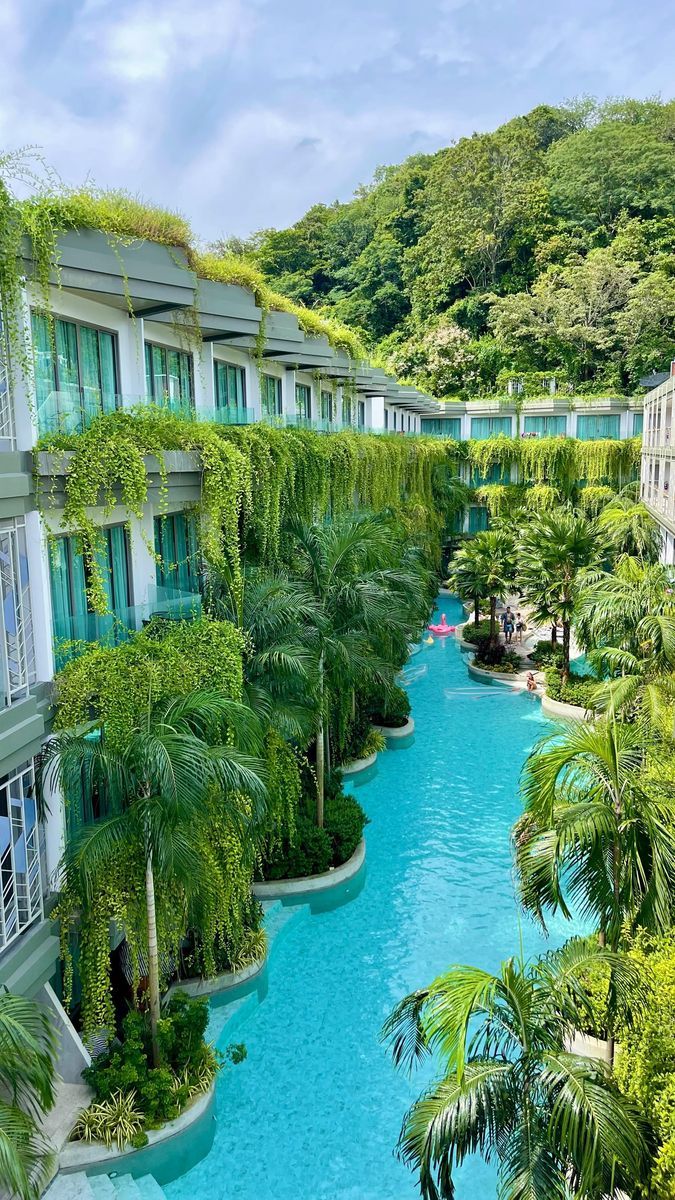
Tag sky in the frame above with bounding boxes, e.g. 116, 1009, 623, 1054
1, 0, 674, 244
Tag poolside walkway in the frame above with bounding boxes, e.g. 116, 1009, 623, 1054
468, 597, 582, 692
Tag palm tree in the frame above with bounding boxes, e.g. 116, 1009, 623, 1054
575, 557, 675, 661
519, 509, 602, 683
516, 719, 675, 992
206, 564, 320, 743
41, 690, 266, 1065
286, 512, 426, 825
597, 495, 661, 564
590, 612, 675, 730
459, 529, 516, 646
447, 539, 489, 626
383, 939, 652, 1200
0, 992, 58, 1200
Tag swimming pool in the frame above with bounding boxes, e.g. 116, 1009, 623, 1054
163, 596, 573, 1200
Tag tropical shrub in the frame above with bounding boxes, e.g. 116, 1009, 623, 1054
545, 665, 597, 709
473, 637, 521, 672
460, 618, 492, 644
81, 994, 220, 1137
323, 790, 368, 863
262, 783, 367, 879
366, 683, 411, 727
528, 638, 564, 666
613, 933, 675, 1199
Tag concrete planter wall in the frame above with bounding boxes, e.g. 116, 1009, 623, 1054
164, 954, 266, 1002
541, 693, 590, 721
371, 717, 415, 740
252, 837, 366, 900
467, 660, 524, 690
341, 750, 377, 776
59, 1081, 215, 1174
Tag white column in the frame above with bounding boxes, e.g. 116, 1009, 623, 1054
247, 355, 262, 421
120, 315, 147, 404
281, 368, 296, 419
25, 511, 55, 685
568, 407, 578, 438
370, 396, 385, 432
128, 511, 157, 609
193, 343, 211, 416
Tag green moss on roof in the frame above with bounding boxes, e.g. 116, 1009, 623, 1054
18, 188, 366, 361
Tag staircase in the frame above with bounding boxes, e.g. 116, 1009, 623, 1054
44, 1171, 166, 1199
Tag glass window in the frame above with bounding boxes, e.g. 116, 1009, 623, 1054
470, 416, 513, 439
0, 520, 35, 707
154, 512, 200, 595
471, 463, 511, 487
421, 417, 462, 438
576, 414, 621, 441
384, 409, 389, 430
295, 383, 311, 419
214, 361, 246, 411
358, 400, 366, 429
31, 313, 119, 435
522, 415, 567, 437
633, 412, 644, 436
0, 761, 42, 951
49, 526, 132, 668
145, 342, 194, 414
343, 394, 353, 426
320, 390, 333, 423
262, 374, 282, 417
468, 506, 489, 533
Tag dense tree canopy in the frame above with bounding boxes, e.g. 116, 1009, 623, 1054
218, 98, 675, 396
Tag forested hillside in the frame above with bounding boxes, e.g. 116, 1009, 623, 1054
216, 98, 675, 398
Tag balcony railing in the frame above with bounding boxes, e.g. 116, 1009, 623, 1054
37, 387, 120, 437
52, 586, 202, 670
196, 406, 256, 426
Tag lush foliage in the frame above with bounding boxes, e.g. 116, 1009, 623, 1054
262, 780, 367, 880
0, 991, 58, 1200
77, 994, 224, 1147
230, 99, 675, 395
383, 939, 652, 1200
544, 666, 598, 709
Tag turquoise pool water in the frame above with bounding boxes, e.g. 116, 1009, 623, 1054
163, 596, 573, 1200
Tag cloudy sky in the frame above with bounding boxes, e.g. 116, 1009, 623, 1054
1, 0, 673, 243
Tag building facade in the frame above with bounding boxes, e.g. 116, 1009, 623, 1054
0, 227, 646, 1026
640, 370, 675, 563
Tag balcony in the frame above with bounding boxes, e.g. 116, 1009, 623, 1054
196, 406, 256, 426
37, 386, 120, 437
52, 586, 202, 669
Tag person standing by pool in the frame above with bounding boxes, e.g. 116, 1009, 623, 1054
503, 608, 515, 644
515, 612, 526, 644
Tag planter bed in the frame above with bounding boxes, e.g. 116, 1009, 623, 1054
467, 660, 526, 689
371, 717, 414, 740
252, 838, 366, 900
541, 693, 591, 721
164, 954, 266, 1002
58, 1081, 215, 1174
341, 750, 378, 775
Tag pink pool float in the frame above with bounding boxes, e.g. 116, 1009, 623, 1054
428, 613, 456, 636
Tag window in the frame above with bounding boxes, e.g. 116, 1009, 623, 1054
145, 343, 194, 414
49, 526, 132, 668
523, 415, 567, 437
470, 416, 513, 439
0, 520, 35, 708
214, 361, 246, 411
262, 374, 282, 418
295, 383, 311, 420
31, 313, 118, 435
154, 512, 200, 595
358, 400, 366, 429
576, 414, 621, 441
0, 761, 43, 951
633, 412, 644, 437
468, 506, 489, 533
320, 390, 334, 423
421, 418, 462, 438
343, 394, 353, 425
384, 409, 389, 430
471, 463, 511, 487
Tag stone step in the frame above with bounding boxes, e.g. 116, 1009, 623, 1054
111, 1176, 142, 1199
87, 1177, 117, 1199
44, 1172, 95, 1200
134, 1177, 166, 1199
